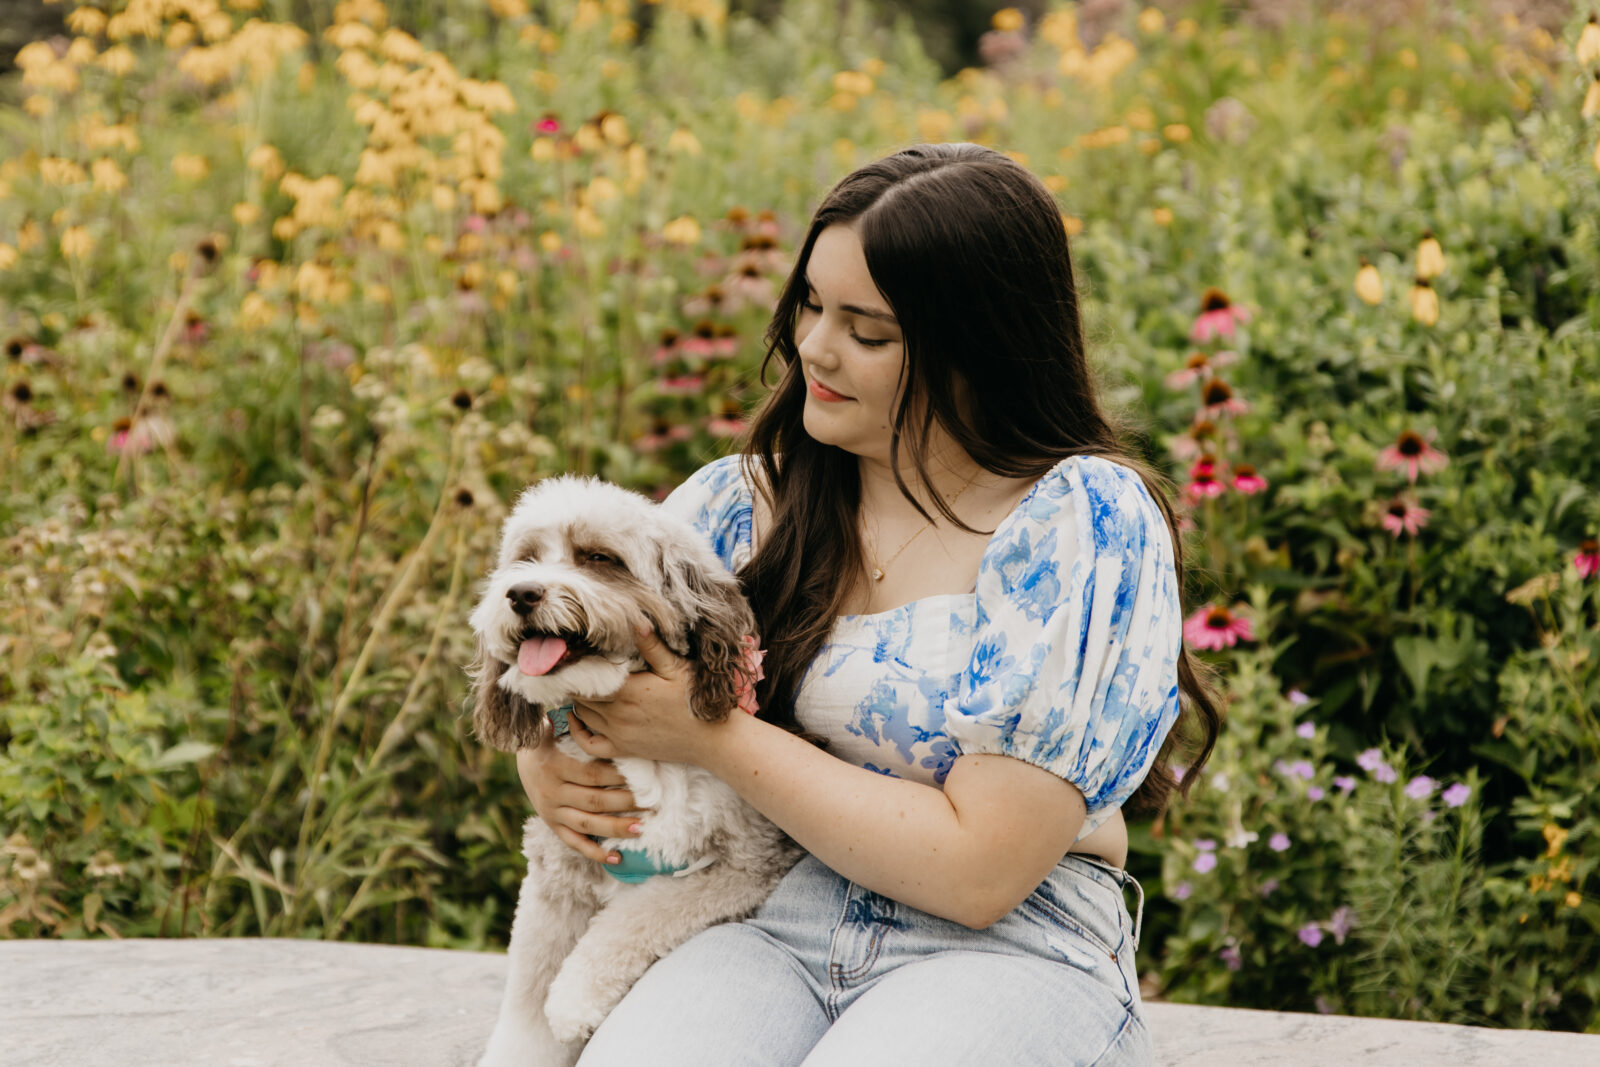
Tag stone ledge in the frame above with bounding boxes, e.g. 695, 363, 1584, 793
1, 939, 1595, 1066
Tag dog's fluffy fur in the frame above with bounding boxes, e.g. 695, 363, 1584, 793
468, 475, 801, 1066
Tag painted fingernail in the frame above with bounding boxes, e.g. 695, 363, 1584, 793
606, 852, 620, 864
628, 822, 643, 835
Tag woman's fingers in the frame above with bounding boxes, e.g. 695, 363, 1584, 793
562, 782, 640, 814
553, 749, 627, 788
568, 711, 619, 759
558, 806, 642, 841
551, 824, 618, 866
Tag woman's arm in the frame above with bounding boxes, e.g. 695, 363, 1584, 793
570, 627, 1087, 929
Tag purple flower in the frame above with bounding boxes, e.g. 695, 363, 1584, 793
1196, 838, 1217, 851
1259, 878, 1279, 898
1333, 775, 1356, 794
1269, 832, 1291, 852
1420, 810, 1437, 824
1219, 944, 1242, 971
1298, 923, 1324, 947
1373, 763, 1397, 784
1326, 906, 1355, 945
1291, 760, 1316, 780
1442, 782, 1471, 808
1173, 881, 1192, 900
1307, 786, 1325, 802
1405, 775, 1435, 800
1274, 759, 1292, 777
1194, 852, 1218, 873
1357, 748, 1384, 772
1288, 689, 1311, 705
1314, 996, 1335, 1015
1296, 721, 1315, 738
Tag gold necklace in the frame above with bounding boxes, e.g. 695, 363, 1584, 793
863, 473, 979, 583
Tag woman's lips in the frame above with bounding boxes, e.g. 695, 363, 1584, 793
809, 379, 852, 402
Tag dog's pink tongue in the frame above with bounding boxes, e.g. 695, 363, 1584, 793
518, 636, 568, 676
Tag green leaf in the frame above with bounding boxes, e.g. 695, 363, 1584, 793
152, 742, 217, 769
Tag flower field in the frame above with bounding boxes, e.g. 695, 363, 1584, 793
2, 0, 1598, 1032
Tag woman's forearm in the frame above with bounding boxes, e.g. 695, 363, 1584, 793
694, 712, 1085, 928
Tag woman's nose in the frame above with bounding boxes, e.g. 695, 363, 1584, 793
796, 315, 838, 368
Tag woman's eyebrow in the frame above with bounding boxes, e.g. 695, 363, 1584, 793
803, 274, 898, 324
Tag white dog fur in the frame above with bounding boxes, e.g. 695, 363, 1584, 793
467, 474, 801, 1066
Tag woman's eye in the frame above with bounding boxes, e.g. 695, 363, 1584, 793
800, 299, 820, 312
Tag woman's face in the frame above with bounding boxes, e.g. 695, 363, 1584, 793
794, 223, 908, 463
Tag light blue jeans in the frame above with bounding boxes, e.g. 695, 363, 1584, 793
578, 851, 1152, 1066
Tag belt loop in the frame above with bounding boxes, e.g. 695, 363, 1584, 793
1121, 870, 1146, 953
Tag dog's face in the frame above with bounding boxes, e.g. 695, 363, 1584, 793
467, 475, 757, 753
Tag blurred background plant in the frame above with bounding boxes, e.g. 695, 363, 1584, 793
0, 0, 1596, 1033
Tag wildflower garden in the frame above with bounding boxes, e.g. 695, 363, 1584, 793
2, 0, 1598, 1035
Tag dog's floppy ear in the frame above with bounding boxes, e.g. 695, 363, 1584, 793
468, 632, 547, 752
660, 538, 757, 722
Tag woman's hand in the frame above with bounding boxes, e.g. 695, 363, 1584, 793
515, 736, 645, 866
569, 625, 726, 766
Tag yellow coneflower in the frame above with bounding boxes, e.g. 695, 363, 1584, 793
1578, 14, 1600, 65
1594, 136, 1600, 175
1410, 277, 1439, 326
667, 127, 702, 156
1355, 257, 1383, 306
1416, 230, 1445, 280
0, 243, 17, 271
662, 215, 701, 246
60, 226, 94, 259
233, 201, 261, 226
992, 8, 1024, 32
1584, 71, 1600, 120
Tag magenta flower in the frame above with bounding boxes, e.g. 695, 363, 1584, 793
1183, 604, 1254, 650
1442, 782, 1471, 808
1193, 852, 1217, 873
632, 421, 692, 453
1190, 287, 1252, 342
1356, 748, 1384, 772
1199, 378, 1250, 417
535, 113, 561, 134
1381, 498, 1431, 538
1296, 722, 1315, 739
1269, 832, 1291, 852
1172, 881, 1192, 900
1185, 456, 1227, 501
1326, 906, 1355, 945
1298, 924, 1324, 948
1231, 463, 1268, 494
1376, 428, 1449, 484
705, 414, 746, 438
1373, 763, 1397, 784
1219, 944, 1242, 971
1404, 775, 1435, 799
1575, 539, 1599, 579
1259, 878, 1279, 898
1333, 775, 1356, 794
1307, 786, 1325, 801
1164, 349, 1240, 389
656, 375, 707, 396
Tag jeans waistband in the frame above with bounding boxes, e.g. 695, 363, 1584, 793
1062, 853, 1145, 954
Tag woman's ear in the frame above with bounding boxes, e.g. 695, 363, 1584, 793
467, 633, 546, 751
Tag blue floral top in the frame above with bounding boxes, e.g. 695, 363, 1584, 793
661, 452, 1183, 841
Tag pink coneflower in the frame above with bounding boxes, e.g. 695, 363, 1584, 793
738, 231, 788, 272
710, 323, 739, 360
657, 375, 706, 396
1170, 418, 1218, 462
1381, 498, 1431, 538
1376, 428, 1448, 484
1190, 287, 1252, 343
721, 263, 776, 313
106, 414, 174, 456
681, 321, 718, 358
1186, 455, 1226, 501
184, 312, 209, 345
683, 285, 726, 318
705, 413, 746, 438
651, 329, 682, 366
1232, 464, 1268, 494
1184, 603, 1254, 650
1575, 538, 1599, 579
633, 420, 692, 453
534, 113, 561, 134
1164, 349, 1240, 389
1199, 378, 1249, 417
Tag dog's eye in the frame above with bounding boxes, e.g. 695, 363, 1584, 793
585, 551, 617, 566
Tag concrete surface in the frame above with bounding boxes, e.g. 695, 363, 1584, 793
1, 938, 1596, 1065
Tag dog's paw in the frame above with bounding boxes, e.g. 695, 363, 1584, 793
544, 976, 612, 1045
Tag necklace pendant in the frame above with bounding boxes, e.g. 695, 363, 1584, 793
870, 567, 884, 582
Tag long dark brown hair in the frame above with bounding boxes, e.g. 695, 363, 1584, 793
736, 142, 1221, 818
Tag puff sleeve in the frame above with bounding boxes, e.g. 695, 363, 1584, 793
943, 456, 1184, 840
658, 453, 754, 573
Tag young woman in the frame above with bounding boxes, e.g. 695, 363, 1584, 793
516, 142, 1222, 1065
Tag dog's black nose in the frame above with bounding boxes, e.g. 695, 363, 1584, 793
507, 583, 545, 616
